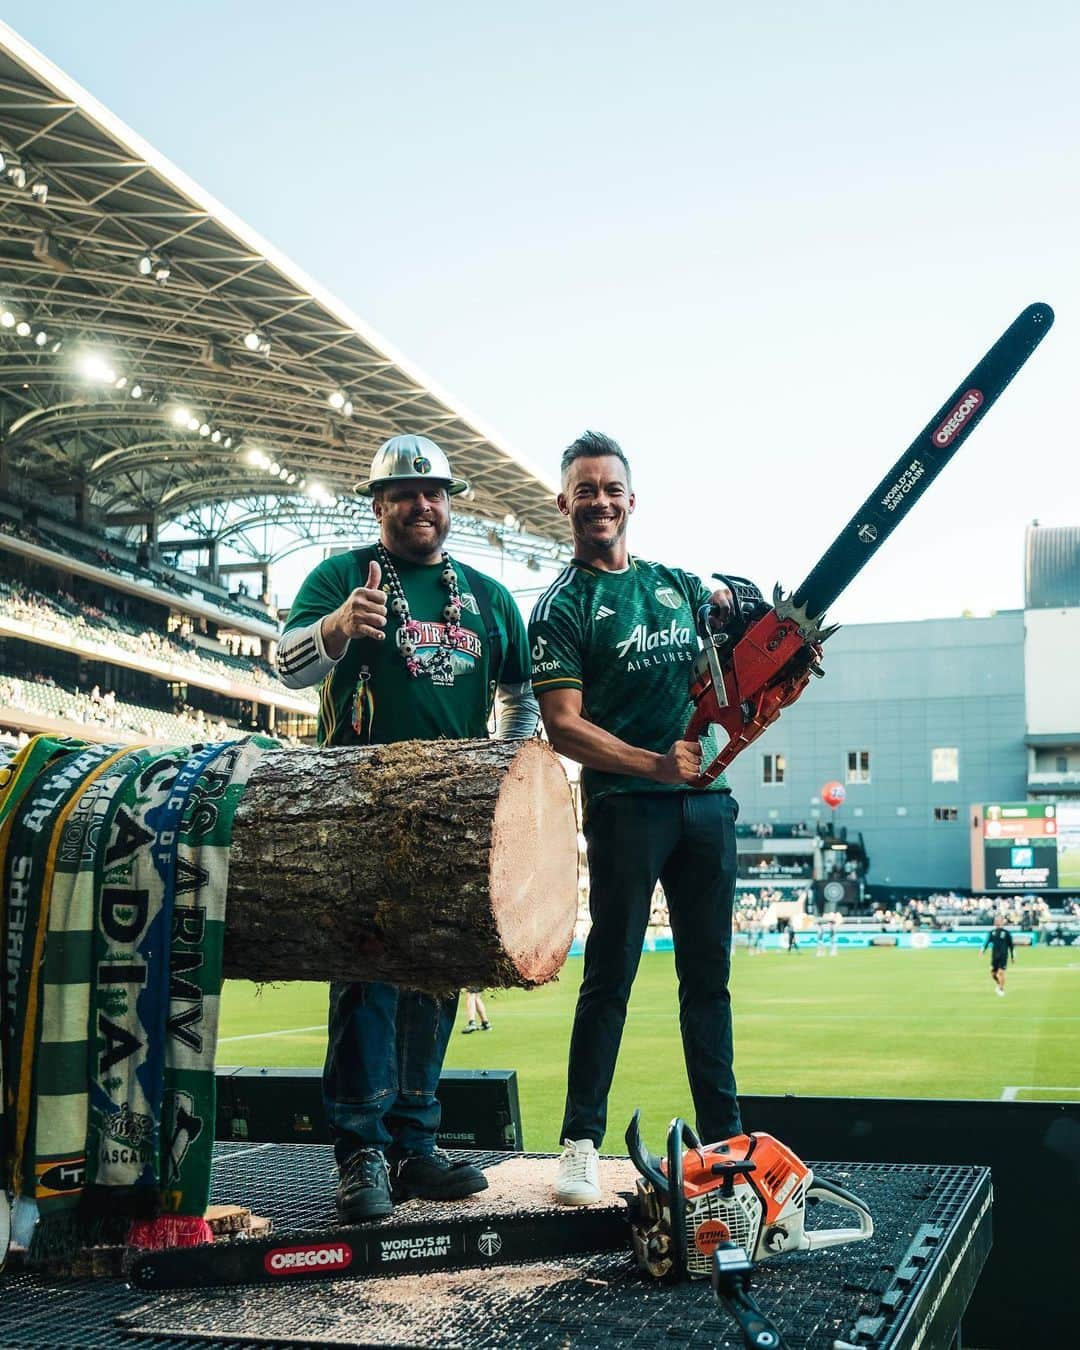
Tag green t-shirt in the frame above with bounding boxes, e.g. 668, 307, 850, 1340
528, 557, 729, 807
284, 545, 531, 747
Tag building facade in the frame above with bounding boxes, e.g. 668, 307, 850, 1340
723, 525, 1080, 892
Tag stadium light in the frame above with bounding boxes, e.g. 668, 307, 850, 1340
199, 423, 210, 437
50, 339, 62, 354
6, 162, 26, 190
286, 473, 296, 484
343, 400, 354, 418
172, 406, 191, 426
34, 330, 47, 347
15, 320, 30, 337
0, 311, 14, 328
114, 375, 128, 390
78, 352, 113, 383
137, 253, 153, 276
186, 416, 200, 432
503, 513, 518, 529
130, 384, 143, 399
0, 150, 5, 173
243, 328, 270, 355
153, 259, 171, 285
223, 436, 233, 449
269, 461, 280, 475
210, 429, 221, 444
30, 180, 48, 205
328, 390, 346, 410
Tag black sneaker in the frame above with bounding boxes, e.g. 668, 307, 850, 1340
335, 1148, 393, 1223
391, 1148, 489, 1202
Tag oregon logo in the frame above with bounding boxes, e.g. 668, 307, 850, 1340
264, 1243, 353, 1275
477, 1230, 503, 1257
693, 1219, 732, 1254
655, 586, 682, 609
413, 455, 432, 474
932, 389, 983, 447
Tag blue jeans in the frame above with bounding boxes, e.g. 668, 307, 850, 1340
323, 981, 458, 1164
562, 790, 741, 1148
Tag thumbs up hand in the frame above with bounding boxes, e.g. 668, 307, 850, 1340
320, 558, 389, 658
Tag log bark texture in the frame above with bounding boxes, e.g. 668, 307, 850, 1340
224, 738, 578, 993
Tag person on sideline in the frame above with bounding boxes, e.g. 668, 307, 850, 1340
983, 918, 1015, 996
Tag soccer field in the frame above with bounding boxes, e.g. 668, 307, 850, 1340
218, 946, 1080, 1149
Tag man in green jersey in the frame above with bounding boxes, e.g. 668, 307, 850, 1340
528, 430, 740, 1206
277, 434, 537, 1222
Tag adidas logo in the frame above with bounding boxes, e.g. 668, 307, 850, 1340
595, 605, 615, 621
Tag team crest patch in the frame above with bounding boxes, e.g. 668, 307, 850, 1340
413, 455, 432, 474
459, 592, 480, 615
655, 586, 682, 609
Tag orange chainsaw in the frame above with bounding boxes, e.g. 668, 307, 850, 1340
625, 1111, 873, 1282
685, 302, 1053, 784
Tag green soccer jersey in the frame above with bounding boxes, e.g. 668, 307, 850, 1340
528, 557, 729, 808
283, 545, 531, 746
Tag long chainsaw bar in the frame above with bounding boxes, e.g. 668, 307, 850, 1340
687, 302, 1054, 782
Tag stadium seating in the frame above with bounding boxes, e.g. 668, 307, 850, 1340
0, 578, 315, 709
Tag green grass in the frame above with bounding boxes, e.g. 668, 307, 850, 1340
218, 946, 1080, 1148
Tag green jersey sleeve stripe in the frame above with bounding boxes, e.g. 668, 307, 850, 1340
533, 675, 583, 691
531, 565, 576, 622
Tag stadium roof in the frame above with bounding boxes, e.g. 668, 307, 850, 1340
1025, 524, 1080, 610
0, 23, 570, 548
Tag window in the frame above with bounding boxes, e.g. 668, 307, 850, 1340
933, 806, 959, 822
846, 750, 871, 784
762, 753, 786, 784
1057, 756, 1069, 774
932, 747, 959, 782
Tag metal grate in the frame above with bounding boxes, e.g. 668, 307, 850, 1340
1, 1152, 990, 1349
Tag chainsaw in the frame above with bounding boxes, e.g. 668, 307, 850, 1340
686, 302, 1054, 784
625, 1110, 873, 1282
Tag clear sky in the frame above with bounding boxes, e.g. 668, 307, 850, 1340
5, 2, 1078, 621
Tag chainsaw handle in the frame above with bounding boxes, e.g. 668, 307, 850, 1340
666, 1118, 703, 1282
801, 1174, 874, 1252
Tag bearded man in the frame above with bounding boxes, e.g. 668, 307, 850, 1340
277, 434, 537, 1221
528, 429, 740, 1206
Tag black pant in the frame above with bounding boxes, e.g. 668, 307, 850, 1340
561, 790, 741, 1147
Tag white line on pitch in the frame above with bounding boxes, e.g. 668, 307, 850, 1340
1000, 1085, 1080, 1101
218, 1023, 325, 1044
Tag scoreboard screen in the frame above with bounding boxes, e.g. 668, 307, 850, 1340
972, 802, 1080, 891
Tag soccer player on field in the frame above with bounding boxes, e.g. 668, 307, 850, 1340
983, 917, 1015, 996
528, 430, 741, 1206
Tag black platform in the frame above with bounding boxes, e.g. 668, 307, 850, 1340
2, 1144, 991, 1349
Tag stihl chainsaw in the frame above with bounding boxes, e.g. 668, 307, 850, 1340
686, 302, 1054, 784
626, 1110, 873, 1282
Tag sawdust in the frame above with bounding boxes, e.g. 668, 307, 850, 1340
392, 1154, 639, 1221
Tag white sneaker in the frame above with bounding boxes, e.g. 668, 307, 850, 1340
554, 1138, 601, 1206
996, 987, 1005, 996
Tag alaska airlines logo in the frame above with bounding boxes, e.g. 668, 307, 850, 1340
931, 389, 983, 448
615, 619, 693, 660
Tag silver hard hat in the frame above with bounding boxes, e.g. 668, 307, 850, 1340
356, 434, 470, 497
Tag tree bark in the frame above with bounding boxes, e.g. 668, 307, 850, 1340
223, 738, 579, 993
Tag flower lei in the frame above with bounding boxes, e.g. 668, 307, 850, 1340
377, 542, 468, 680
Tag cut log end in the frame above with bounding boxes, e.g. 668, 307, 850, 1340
489, 739, 578, 986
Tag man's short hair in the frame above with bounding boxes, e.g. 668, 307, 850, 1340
561, 430, 632, 487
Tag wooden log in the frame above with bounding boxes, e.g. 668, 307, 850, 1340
223, 738, 578, 993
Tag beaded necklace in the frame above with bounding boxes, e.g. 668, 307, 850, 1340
376, 541, 469, 680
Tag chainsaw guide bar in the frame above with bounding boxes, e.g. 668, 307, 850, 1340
130, 1205, 630, 1290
